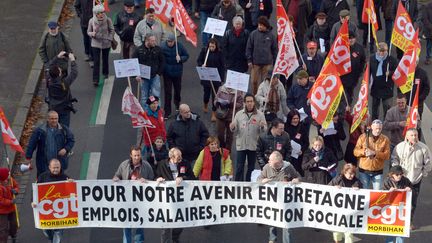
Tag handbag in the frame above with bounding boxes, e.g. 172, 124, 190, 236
215, 106, 229, 119
111, 39, 118, 50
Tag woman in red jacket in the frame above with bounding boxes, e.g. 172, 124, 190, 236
141, 96, 166, 156
0, 167, 18, 243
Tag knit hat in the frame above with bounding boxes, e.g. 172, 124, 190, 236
48, 21, 58, 29
296, 70, 309, 79
389, 165, 403, 175
146, 96, 159, 105
0, 168, 9, 181
93, 4, 105, 14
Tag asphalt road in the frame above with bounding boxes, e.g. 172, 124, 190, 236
14, 1, 432, 243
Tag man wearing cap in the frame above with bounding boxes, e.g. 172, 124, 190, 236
161, 34, 190, 119
39, 21, 72, 75
282, 0, 312, 54
319, 0, 350, 28
74, 0, 94, 62
134, 8, 167, 47
370, 42, 398, 120
306, 12, 331, 54
114, 0, 142, 59
246, 16, 278, 95
329, 9, 358, 44
391, 128, 431, 230
287, 70, 313, 136
340, 31, 365, 106
354, 119, 390, 190
255, 71, 289, 121
299, 41, 324, 82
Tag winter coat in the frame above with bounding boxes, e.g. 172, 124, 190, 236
114, 10, 142, 42
287, 81, 313, 116
194, 0, 220, 12
302, 147, 337, 184
142, 108, 166, 146
167, 114, 210, 162
39, 32, 72, 70
87, 16, 114, 49
211, 2, 237, 28
329, 174, 363, 188
133, 19, 166, 47
197, 48, 225, 85
193, 147, 232, 180
391, 140, 432, 184
256, 130, 292, 169
246, 28, 278, 65
305, 21, 331, 53
146, 145, 168, 171
320, 0, 350, 28
283, 0, 312, 39
382, 0, 395, 20
370, 54, 398, 99
45, 57, 78, 114
255, 79, 289, 120
299, 53, 324, 79
26, 123, 75, 174
114, 159, 154, 181
161, 41, 189, 77
249, 0, 273, 26
222, 28, 250, 72
383, 105, 409, 146
132, 44, 164, 78
214, 85, 245, 122
354, 133, 390, 173
258, 161, 301, 182
423, 2, 432, 38
156, 159, 195, 180
382, 176, 412, 190
318, 121, 346, 161
340, 42, 366, 90
410, 67, 431, 109
330, 21, 359, 44
37, 171, 69, 183
74, 0, 93, 28
231, 108, 267, 151
0, 178, 18, 214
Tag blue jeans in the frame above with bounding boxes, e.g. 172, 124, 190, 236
385, 20, 394, 46
235, 150, 256, 181
43, 229, 63, 243
385, 236, 404, 243
269, 227, 291, 243
123, 228, 144, 243
140, 75, 161, 109
358, 171, 383, 190
426, 38, 431, 59
200, 11, 211, 47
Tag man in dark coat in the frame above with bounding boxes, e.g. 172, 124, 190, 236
167, 104, 210, 164
320, 0, 350, 28
74, 0, 94, 61
305, 12, 331, 54
299, 41, 324, 82
39, 21, 72, 73
114, 0, 142, 59
422, 2, 432, 65
407, 66, 431, 119
222, 16, 250, 73
283, 0, 312, 53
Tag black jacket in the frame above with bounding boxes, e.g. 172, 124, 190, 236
114, 10, 142, 42
329, 174, 363, 188
133, 45, 164, 78
155, 159, 195, 180
299, 53, 324, 79
256, 130, 292, 169
370, 54, 398, 99
305, 21, 331, 53
318, 121, 346, 161
302, 147, 337, 184
411, 67, 431, 104
340, 42, 366, 89
320, 0, 350, 28
382, 176, 412, 190
37, 171, 69, 183
167, 114, 209, 162
222, 28, 250, 73
197, 48, 225, 85
194, 0, 219, 12
74, 0, 93, 28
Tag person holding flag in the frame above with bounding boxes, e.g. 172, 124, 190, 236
0, 168, 18, 243
330, 9, 358, 44
409, 65, 430, 119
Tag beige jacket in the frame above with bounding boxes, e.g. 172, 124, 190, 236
231, 108, 266, 151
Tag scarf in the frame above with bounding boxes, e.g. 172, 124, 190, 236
233, 28, 242, 37
267, 81, 280, 114
375, 53, 387, 77
146, 106, 159, 118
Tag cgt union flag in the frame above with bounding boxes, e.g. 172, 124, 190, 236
323, 20, 351, 76
308, 64, 344, 129
0, 107, 24, 153
393, 30, 419, 94
391, 1, 416, 52
361, 0, 379, 46
276, 0, 288, 44
350, 64, 369, 133
273, 19, 299, 79
403, 79, 420, 136
121, 88, 154, 128
172, 0, 198, 47
146, 0, 197, 30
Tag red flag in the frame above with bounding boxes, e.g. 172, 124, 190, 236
146, 0, 197, 31
0, 107, 24, 153
391, 1, 416, 52
273, 20, 299, 79
322, 21, 351, 76
121, 88, 155, 128
393, 30, 419, 94
308, 64, 344, 129
361, 0, 379, 45
172, 0, 198, 47
276, 0, 288, 44
350, 64, 370, 133
403, 80, 420, 136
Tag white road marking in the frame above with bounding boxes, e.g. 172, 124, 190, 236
96, 75, 115, 125
87, 152, 101, 180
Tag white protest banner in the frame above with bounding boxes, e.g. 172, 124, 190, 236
32, 180, 411, 237
139, 64, 151, 80
196, 67, 221, 81
203, 18, 228, 36
225, 70, 249, 92
114, 59, 140, 78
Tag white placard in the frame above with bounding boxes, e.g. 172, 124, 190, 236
114, 58, 140, 78
319, 38, 326, 53
203, 18, 228, 36
139, 64, 151, 79
225, 70, 249, 92
290, 140, 302, 159
196, 67, 221, 81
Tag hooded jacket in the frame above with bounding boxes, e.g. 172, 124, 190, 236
246, 28, 278, 65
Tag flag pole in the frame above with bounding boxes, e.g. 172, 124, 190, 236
291, 28, 305, 65
231, 90, 238, 121
174, 22, 179, 57
143, 126, 156, 163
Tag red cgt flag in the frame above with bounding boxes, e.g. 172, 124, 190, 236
121, 88, 155, 128
0, 107, 24, 153
172, 0, 198, 47
322, 20, 351, 76
273, 19, 299, 79
146, 0, 197, 31
308, 64, 344, 129
403, 80, 420, 136
276, 0, 288, 44
393, 29, 419, 94
350, 64, 370, 133
391, 1, 416, 52
361, 0, 379, 46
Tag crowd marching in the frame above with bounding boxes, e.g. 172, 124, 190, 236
2, 0, 432, 243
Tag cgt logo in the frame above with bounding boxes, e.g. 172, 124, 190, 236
37, 182, 79, 228
367, 191, 409, 235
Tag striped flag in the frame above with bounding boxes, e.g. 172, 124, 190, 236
0, 107, 24, 153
